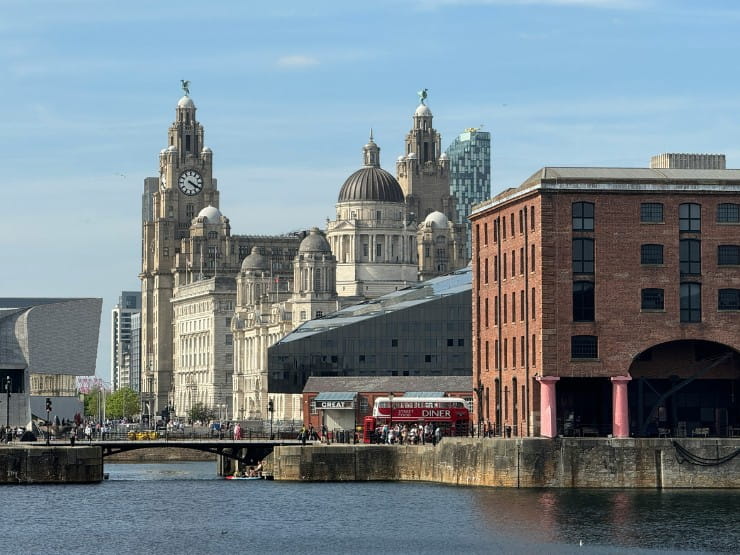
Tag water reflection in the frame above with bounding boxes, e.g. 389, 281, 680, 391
472, 487, 740, 553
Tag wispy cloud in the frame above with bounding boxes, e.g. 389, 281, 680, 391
276, 55, 320, 69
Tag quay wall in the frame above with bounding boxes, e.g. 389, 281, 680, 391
106, 447, 216, 463
270, 438, 740, 488
0, 446, 103, 484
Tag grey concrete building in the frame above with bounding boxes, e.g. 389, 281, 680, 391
0, 298, 101, 428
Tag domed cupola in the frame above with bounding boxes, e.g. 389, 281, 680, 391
197, 205, 223, 224
241, 247, 268, 272
299, 228, 332, 254
338, 133, 404, 203
423, 210, 449, 228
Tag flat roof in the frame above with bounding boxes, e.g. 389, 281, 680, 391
303, 375, 472, 394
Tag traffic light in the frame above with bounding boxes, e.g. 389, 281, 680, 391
45, 398, 52, 412
268, 399, 274, 413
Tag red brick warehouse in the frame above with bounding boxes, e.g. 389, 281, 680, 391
470, 153, 740, 438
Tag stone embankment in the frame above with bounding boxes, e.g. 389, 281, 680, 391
270, 437, 740, 488
105, 447, 215, 463
0, 445, 102, 484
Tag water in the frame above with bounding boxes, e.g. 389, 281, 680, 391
2, 462, 738, 554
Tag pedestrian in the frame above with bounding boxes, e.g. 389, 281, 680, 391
434, 426, 442, 445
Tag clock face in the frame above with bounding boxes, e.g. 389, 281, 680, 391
178, 170, 203, 196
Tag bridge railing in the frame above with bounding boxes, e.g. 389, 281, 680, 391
79, 427, 300, 442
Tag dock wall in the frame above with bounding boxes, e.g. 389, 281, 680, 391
0, 446, 103, 484
270, 438, 740, 488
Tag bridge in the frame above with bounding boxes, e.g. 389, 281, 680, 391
89, 438, 307, 467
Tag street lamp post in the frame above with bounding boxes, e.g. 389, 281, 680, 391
268, 398, 274, 440
388, 392, 394, 444
474, 382, 485, 437
5, 376, 11, 431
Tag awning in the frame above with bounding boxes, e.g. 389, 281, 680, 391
313, 392, 356, 409
404, 392, 444, 398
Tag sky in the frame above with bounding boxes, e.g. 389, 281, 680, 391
3, 0, 740, 381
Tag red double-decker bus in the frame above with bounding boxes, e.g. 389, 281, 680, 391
362, 397, 470, 443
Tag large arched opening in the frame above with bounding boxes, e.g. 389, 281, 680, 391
628, 340, 740, 437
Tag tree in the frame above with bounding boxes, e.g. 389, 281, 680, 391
106, 388, 141, 420
188, 402, 215, 424
83, 386, 103, 419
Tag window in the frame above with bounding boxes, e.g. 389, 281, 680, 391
511, 292, 516, 322
520, 290, 525, 321
447, 338, 454, 346
485, 341, 489, 370
519, 211, 524, 234
717, 203, 739, 223
376, 210, 381, 221
483, 223, 488, 245
376, 243, 382, 257
531, 288, 536, 320
502, 216, 506, 239
530, 206, 535, 230
391, 339, 398, 347
571, 335, 598, 359
494, 255, 498, 281
503, 253, 507, 278
572, 202, 594, 231
640, 203, 664, 223
186, 204, 195, 218
573, 238, 594, 274
362, 244, 369, 257
718, 245, 740, 265
680, 282, 701, 322
531, 334, 536, 366
679, 203, 701, 232
519, 247, 524, 274
484, 258, 489, 284
225, 334, 233, 346
641, 244, 664, 265
494, 296, 499, 325
511, 250, 516, 277
573, 281, 595, 321
719, 289, 740, 310
485, 298, 489, 327
680, 239, 701, 274
503, 295, 507, 323
511, 213, 515, 236
458, 339, 464, 347
512, 337, 517, 367
641, 288, 664, 310
531, 244, 535, 272
315, 311, 323, 318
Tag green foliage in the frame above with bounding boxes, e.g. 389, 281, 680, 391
187, 402, 215, 423
83, 386, 103, 418
106, 388, 141, 419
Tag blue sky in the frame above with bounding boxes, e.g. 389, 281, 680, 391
3, 0, 740, 380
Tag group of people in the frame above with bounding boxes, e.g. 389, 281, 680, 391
233, 460, 264, 478
373, 423, 443, 445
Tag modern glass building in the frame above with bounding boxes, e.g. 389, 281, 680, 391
446, 129, 491, 257
268, 267, 472, 394
111, 291, 141, 391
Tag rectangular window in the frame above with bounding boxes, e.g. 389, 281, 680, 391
511, 250, 516, 277
531, 244, 535, 272
571, 335, 598, 359
519, 211, 524, 234
376, 244, 382, 257
572, 202, 595, 231
640, 203, 664, 223
494, 255, 498, 281
511, 292, 516, 323
680, 239, 701, 274
391, 339, 398, 347
718, 245, 740, 265
531, 334, 536, 366
362, 244, 369, 257
494, 296, 499, 325
717, 203, 740, 223
495, 340, 499, 369
530, 206, 535, 230
503, 338, 508, 368
458, 338, 464, 347
719, 289, 740, 310
680, 282, 701, 323
512, 337, 516, 367
520, 290, 525, 321
485, 341, 489, 370
511, 213, 515, 236
484, 258, 489, 283
641, 244, 664, 265
225, 334, 233, 346
485, 298, 489, 327
641, 288, 665, 310
503, 295, 507, 323
573, 281, 595, 321
679, 203, 701, 232
502, 216, 506, 239
519, 247, 524, 274
520, 335, 525, 367
573, 238, 595, 274
531, 288, 536, 320
503, 253, 507, 278
484, 223, 488, 245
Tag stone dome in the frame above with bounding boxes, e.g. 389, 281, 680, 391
241, 247, 268, 271
202, 146, 212, 153
338, 166, 404, 203
414, 104, 432, 117
407, 152, 417, 160
178, 96, 195, 109
424, 211, 449, 228
167, 145, 177, 152
439, 152, 448, 160
299, 228, 331, 253
197, 205, 222, 223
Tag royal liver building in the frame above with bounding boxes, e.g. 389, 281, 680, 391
140, 87, 467, 423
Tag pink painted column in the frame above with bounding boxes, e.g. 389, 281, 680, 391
537, 376, 560, 438
611, 376, 632, 438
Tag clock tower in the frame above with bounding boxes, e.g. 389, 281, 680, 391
140, 89, 219, 414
